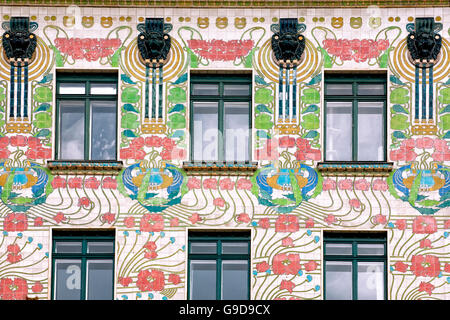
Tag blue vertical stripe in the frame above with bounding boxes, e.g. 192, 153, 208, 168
278, 66, 283, 119
414, 65, 419, 121
17, 66, 22, 118
158, 66, 163, 119
152, 64, 156, 120
23, 63, 28, 118
285, 67, 290, 120
9, 64, 14, 118
292, 66, 297, 119
428, 66, 433, 120
145, 64, 149, 119
421, 66, 426, 121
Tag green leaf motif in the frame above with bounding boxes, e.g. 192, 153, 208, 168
256, 130, 271, 139
255, 88, 273, 104
169, 104, 185, 113
307, 74, 322, 86
301, 114, 320, 130
289, 171, 303, 205
172, 73, 188, 85
121, 113, 140, 129
122, 129, 138, 138
121, 73, 136, 84
255, 75, 269, 86
123, 103, 139, 113
439, 105, 450, 114
256, 104, 272, 114
110, 47, 123, 67
167, 113, 186, 129
392, 104, 409, 114
34, 103, 51, 113
302, 130, 319, 139
168, 87, 186, 104
33, 113, 52, 129
389, 74, 405, 85
254, 113, 273, 130
121, 87, 140, 103
418, 199, 441, 207
34, 87, 52, 103
392, 131, 407, 139
438, 87, 450, 104
390, 87, 409, 104
391, 114, 410, 130
408, 171, 422, 206
438, 114, 450, 131
301, 104, 319, 114
34, 129, 51, 138
301, 88, 320, 104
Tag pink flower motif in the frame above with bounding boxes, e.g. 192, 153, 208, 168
275, 215, 299, 233
420, 239, 432, 248
415, 137, 434, 149
51, 176, 67, 189
85, 177, 100, 189
445, 263, 450, 273
187, 177, 201, 190
258, 218, 270, 229
338, 179, 353, 190
170, 217, 179, 227
136, 269, 165, 292
124, 217, 135, 228
78, 197, 91, 208
395, 219, 407, 231
120, 147, 146, 160
304, 261, 318, 272
101, 212, 115, 224
161, 137, 176, 151
256, 138, 279, 160
272, 253, 301, 275
322, 178, 336, 191
305, 218, 314, 228
139, 214, 165, 233
168, 274, 181, 285
143, 241, 158, 259
189, 213, 202, 224
0, 277, 28, 300
394, 261, 408, 273
236, 178, 252, 190
145, 136, 162, 148
219, 178, 235, 190
203, 178, 218, 189
412, 216, 437, 234
374, 214, 387, 225
282, 237, 294, 247
237, 213, 250, 223
102, 177, 117, 189
372, 179, 388, 191
31, 282, 43, 293
445, 220, 450, 229
410, 255, 441, 277
280, 280, 295, 293
68, 177, 83, 189
10, 135, 27, 147
3, 213, 28, 232
34, 217, 43, 227
118, 277, 132, 287
53, 212, 66, 224
349, 198, 361, 209
0, 136, 9, 148
279, 136, 296, 148
419, 282, 435, 296
213, 197, 226, 207
0, 148, 11, 159
256, 261, 270, 273
324, 214, 336, 225
431, 139, 450, 161
354, 179, 370, 191
27, 137, 42, 149
6, 244, 22, 264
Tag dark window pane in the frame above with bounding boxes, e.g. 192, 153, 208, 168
325, 261, 352, 300
54, 259, 82, 300
59, 100, 85, 160
192, 101, 218, 161
357, 244, 385, 256
224, 102, 249, 162
90, 100, 117, 160
60, 83, 85, 94
87, 242, 114, 254
190, 242, 217, 254
192, 84, 219, 96
357, 102, 384, 161
326, 83, 353, 95
325, 243, 352, 255
222, 260, 248, 300
224, 84, 250, 96
357, 84, 385, 95
86, 260, 114, 300
357, 262, 384, 300
54, 242, 82, 254
222, 242, 248, 255
190, 260, 216, 300
326, 101, 352, 161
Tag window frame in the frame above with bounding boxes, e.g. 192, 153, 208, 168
323, 232, 387, 300
51, 230, 115, 300
324, 73, 387, 162
55, 72, 119, 161
187, 231, 251, 300
189, 74, 252, 162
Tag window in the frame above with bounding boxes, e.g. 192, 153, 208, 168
56, 72, 118, 160
188, 231, 250, 300
190, 74, 251, 162
324, 73, 386, 162
324, 232, 387, 300
52, 230, 115, 300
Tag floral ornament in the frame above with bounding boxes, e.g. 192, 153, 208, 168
54, 37, 121, 62
136, 269, 165, 292
6, 244, 22, 264
272, 253, 302, 275
410, 255, 441, 277
322, 38, 389, 63
252, 164, 321, 213
0, 161, 53, 213
389, 163, 450, 215
118, 162, 187, 213
139, 214, 165, 233
0, 277, 28, 300
187, 39, 254, 61
3, 213, 28, 232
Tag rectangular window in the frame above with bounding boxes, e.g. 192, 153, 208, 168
324, 232, 387, 300
190, 74, 251, 162
56, 72, 118, 160
188, 231, 250, 300
52, 230, 115, 300
324, 74, 386, 162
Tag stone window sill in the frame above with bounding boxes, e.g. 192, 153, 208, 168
47, 160, 123, 175
317, 161, 394, 177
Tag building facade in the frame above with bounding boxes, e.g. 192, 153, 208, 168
0, 0, 448, 300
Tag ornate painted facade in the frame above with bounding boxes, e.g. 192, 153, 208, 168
0, 2, 448, 300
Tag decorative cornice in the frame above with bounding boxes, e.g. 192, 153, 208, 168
317, 162, 394, 177
0, 0, 447, 8
183, 161, 258, 176
47, 160, 123, 175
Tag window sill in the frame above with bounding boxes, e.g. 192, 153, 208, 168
182, 161, 258, 176
317, 161, 394, 177
47, 160, 123, 175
